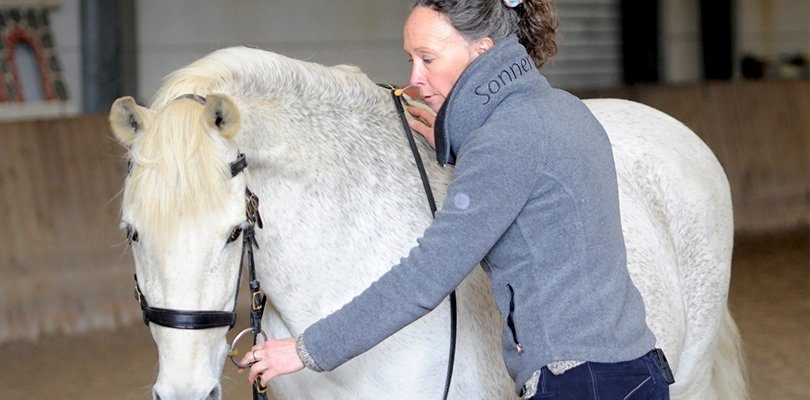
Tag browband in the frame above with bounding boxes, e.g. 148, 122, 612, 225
173, 93, 207, 104
127, 153, 245, 178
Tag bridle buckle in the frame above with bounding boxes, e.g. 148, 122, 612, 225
245, 189, 263, 229
252, 291, 266, 311
133, 283, 143, 305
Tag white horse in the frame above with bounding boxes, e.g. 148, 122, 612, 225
109, 47, 746, 400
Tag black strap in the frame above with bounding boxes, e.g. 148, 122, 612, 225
144, 307, 236, 329
134, 275, 237, 329
386, 86, 457, 400
388, 89, 438, 215
231, 153, 248, 177
245, 228, 268, 400
242, 188, 268, 400
174, 93, 207, 105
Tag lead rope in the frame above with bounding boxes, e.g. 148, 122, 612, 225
383, 84, 457, 400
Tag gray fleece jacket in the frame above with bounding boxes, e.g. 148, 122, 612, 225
300, 35, 655, 395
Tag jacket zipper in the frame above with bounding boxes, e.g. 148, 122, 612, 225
506, 284, 524, 355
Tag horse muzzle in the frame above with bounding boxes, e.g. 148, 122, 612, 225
152, 382, 221, 400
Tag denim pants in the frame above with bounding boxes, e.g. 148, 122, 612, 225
528, 350, 670, 400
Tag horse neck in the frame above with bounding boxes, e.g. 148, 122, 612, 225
212, 61, 443, 332
236, 79, 399, 173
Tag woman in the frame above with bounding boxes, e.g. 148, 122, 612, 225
240, 1, 671, 398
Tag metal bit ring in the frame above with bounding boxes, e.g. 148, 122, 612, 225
228, 327, 268, 368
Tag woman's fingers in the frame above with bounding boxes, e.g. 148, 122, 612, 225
406, 106, 436, 149
236, 345, 262, 371
248, 356, 266, 383
407, 105, 434, 126
240, 338, 304, 386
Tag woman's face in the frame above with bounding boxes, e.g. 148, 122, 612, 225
403, 7, 489, 112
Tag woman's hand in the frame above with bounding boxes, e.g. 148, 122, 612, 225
406, 105, 436, 150
238, 338, 304, 388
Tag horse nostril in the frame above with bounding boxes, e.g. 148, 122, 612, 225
206, 386, 221, 400
152, 390, 162, 400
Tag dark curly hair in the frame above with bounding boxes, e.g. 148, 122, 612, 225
412, 0, 558, 68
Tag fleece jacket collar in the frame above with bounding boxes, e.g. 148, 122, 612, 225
434, 35, 550, 165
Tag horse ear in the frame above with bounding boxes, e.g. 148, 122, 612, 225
109, 96, 152, 147
203, 94, 241, 141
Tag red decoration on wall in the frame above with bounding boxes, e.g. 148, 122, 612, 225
0, 7, 68, 104
5, 25, 55, 101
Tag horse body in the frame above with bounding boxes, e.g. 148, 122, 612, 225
587, 100, 742, 398
114, 46, 744, 400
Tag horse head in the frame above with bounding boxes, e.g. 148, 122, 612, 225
110, 94, 248, 400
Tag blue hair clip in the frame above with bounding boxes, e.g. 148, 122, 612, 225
503, 0, 524, 8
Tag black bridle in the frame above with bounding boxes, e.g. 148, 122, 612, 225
131, 93, 269, 399
134, 153, 268, 400
133, 168, 265, 330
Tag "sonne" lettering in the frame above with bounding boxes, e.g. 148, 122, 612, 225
474, 56, 533, 105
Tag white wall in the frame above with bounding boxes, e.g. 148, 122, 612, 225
45, 0, 414, 108
135, 0, 413, 103
136, 0, 630, 96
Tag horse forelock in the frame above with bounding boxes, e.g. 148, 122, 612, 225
124, 100, 235, 244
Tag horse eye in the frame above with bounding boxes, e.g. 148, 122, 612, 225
227, 227, 243, 244
126, 225, 139, 244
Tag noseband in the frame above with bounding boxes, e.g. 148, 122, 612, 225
131, 94, 269, 398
